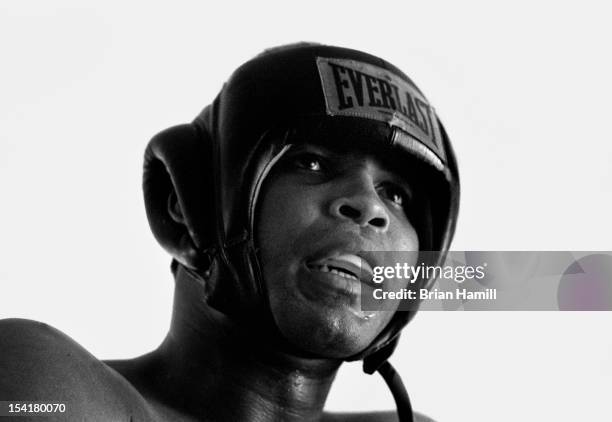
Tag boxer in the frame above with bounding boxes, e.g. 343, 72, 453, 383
0, 43, 459, 421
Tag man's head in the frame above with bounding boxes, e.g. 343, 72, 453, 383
143, 42, 459, 367
256, 140, 420, 357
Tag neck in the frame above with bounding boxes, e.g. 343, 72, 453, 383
152, 265, 341, 421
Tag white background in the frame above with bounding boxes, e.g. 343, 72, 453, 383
1, 1, 611, 421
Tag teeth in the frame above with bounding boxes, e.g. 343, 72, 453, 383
314, 265, 358, 280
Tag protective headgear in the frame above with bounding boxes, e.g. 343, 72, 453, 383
143, 43, 459, 421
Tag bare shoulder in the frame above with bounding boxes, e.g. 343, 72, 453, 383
0, 318, 152, 420
322, 410, 437, 422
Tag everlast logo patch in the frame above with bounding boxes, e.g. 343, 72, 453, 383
316, 57, 444, 162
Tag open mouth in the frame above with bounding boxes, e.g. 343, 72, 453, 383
308, 263, 359, 281
306, 253, 374, 286
301, 253, 378, 315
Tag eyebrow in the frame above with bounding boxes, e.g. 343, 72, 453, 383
288, 142, 344, 158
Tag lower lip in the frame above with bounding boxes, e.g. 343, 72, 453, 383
298, 264, 361, 301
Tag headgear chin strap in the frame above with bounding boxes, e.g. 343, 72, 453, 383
143, 43, 460, 422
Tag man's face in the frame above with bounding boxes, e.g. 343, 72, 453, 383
256, 143, 419, 358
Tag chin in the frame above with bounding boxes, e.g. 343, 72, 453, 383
271, 302, 381, 359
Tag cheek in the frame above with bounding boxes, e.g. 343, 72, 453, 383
389, 219, 420, 252
257, 184, 318, 265
256, 180, 322, 307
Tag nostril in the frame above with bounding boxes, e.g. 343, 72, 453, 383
339, 204, 360, 220
369, 217, 387, 228
332, 198, 389, 230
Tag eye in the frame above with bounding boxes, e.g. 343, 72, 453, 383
293, 153, 325, 172
379, 182, 411, 209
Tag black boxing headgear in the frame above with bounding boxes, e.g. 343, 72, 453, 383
143, 43, 460, 421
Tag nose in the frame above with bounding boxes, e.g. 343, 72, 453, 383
328, 174, 390, 231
